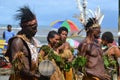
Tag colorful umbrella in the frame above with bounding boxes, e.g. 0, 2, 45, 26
50, 20, 79, 32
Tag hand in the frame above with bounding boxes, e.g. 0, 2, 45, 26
103, 74, 111, 80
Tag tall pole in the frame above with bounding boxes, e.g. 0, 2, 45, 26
83, 0, 87, 25
74, 0, 87, 34
118, 0, 120, 46
118, 1, 120, 32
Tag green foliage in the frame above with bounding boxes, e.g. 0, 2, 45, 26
64, 62, 72, 72
72, 56, 87, 73
40, 45, 71, 71
47, 49, 63, 63
55, 40, 64, 48
40, 45, 63, 62
103, 55, 110, 68
70, 47, 74, 53
103, 55, 117, 73
40, 45, 51, 56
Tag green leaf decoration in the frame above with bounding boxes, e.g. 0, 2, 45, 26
72, 56, 87, 73
103, 55, 117, 73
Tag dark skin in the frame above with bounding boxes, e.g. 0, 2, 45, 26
78, 27, 110, 80
86, 27, 101, 43
101, 39, 120, 57
20, 19, 37, 39
9, 19, 40, 78
57, 30, 73, 62
8, 26, 12, 32
11, 19, 37, 59
78, 27, 101, 67
41, 32, 62, 80
48, 34, 60, 52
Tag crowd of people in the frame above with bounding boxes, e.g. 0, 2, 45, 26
0, 5, 120, 80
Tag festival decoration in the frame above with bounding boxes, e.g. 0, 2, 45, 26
50, 20, 79, 32
74, 0, 104, 26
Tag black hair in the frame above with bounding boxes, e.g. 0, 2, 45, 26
15, 6, 36, 28
58, 26, 68, 34
47, 30, 59, 43
7, 24, 12, 28
85, 18, 98, 31
101, 31, 114, 43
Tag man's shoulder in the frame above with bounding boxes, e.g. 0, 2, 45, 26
80, 40, 87, 46
9, 36, 23, 42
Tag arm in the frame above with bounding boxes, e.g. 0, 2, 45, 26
78, 43, 99, 68
10, 38, 40, 78
114, 47, 120, 57
78, 42, 88, 56
10, 38, 23, 60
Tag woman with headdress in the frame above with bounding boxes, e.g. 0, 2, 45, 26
5, 6, 40, 80
77, 7, 110, 80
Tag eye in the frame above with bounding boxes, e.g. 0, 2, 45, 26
26, 24, 37, 30
31, 25, 37, 30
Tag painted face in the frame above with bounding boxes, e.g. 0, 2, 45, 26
60, 31, 68, 42
93, 27, 101, 39
24, 19, 38, 38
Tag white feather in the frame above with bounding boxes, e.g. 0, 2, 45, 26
98, 14, 104, 25
76, 0, 83, 12
75, 0, 104, 25
95, 7, 101, 19
88, 9, 94, 17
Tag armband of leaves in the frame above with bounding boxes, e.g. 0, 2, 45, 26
12, 52, 25, 71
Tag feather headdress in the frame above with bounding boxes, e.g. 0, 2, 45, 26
84, 7, 104, 31
15, 6, 36, 24
74, 0, 87, 25
87, 6, 104, 26
74, 0, 104, 29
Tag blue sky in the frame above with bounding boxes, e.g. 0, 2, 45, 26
0, 0, 118, 29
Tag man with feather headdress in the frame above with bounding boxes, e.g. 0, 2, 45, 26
5, 6, 41, 80
77, 7, 111, 80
